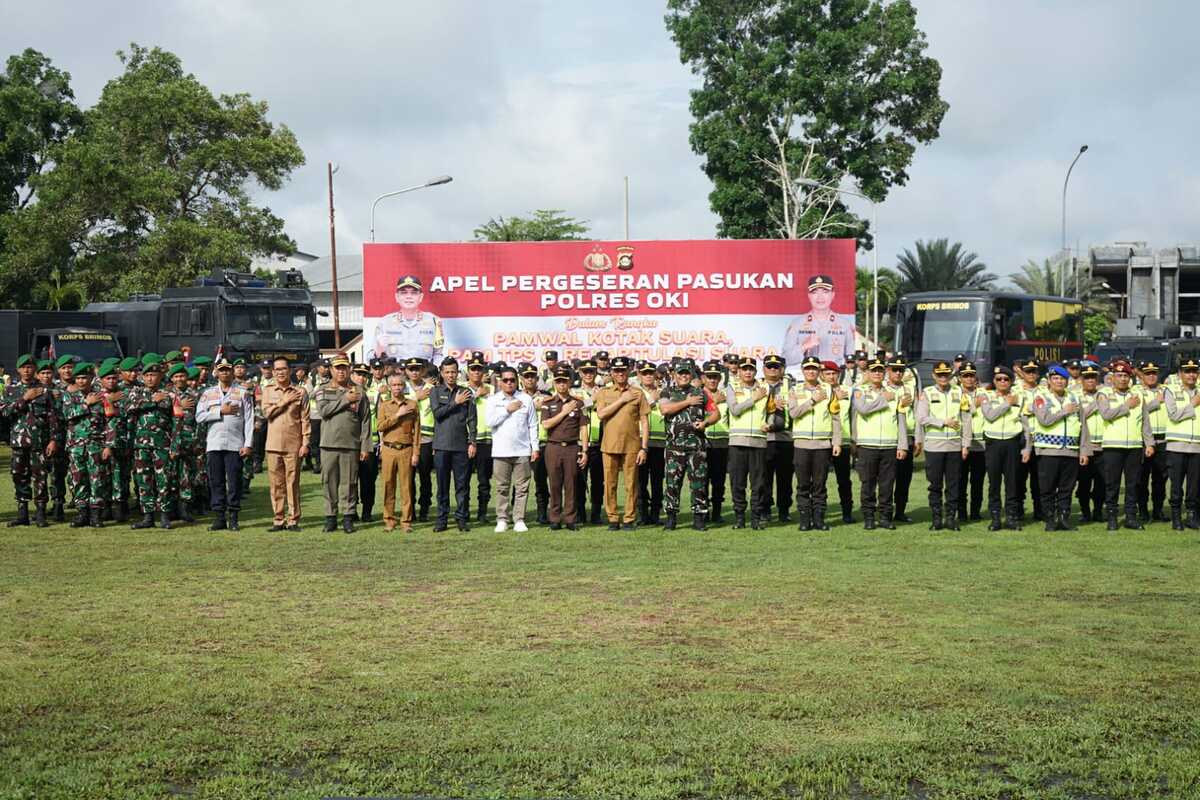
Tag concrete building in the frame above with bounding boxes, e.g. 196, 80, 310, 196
1090, 242, 1200, 327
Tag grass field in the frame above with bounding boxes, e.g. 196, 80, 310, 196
2, 450, 1200, 800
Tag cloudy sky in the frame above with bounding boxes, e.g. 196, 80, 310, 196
4, 0, 1198, 282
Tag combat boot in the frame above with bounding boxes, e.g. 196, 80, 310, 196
8, 502, 29, 527
812, 506, 830, 531
1006, 511, 1021, 531
178, 505, 195, 524
778, 509, 791, 524
589, 508, 602, 525
1171, 508, 1184, 531
342, 515, 355, 534
663, 513, 677, 531
841, 504, 854, 524
1106, 510, 1120, 532
101, 505, 113, 522
692, 514, 707, 532
988, 510, 1003, 531
929, 509, 942, 531
879, 513, 896, 530
945, 511, 960, 531
863, 513, 876, 531
1138, 504, 1150, 523
1187, 511, 1200, 530
797, 509, 812, 532
116, 499, 129, 523
33, 503, 48, 528
322, 516, 337, 532
750, 515, 765, 531
1125, 509, 1144, 531
71, 509, 89, 528
710, 504, 724, 526
536, 504, 550, 526
157, 511, 172, 530
52, 501, 65, 522
1044, 515, 1058, 532
131, 513, 155, 530
732, 512, 746, 530
227, 512, 240, 531
90, 508, 103, 529
208, 513, 226, 532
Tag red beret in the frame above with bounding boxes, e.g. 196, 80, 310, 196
822, 360, 839, 371
1112, 362, 1132, 375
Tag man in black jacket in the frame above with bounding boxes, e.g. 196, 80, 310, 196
429, 357, 477, 531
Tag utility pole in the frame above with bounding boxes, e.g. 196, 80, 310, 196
327, 161, 341, 349
624, 176, 630, 239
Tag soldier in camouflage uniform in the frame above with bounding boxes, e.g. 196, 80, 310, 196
234, 359, 260, 493
48, 354, 77, 521
167, 363, 200, 524
61, 362, 118, 528
99, 362, 131, 521
127, 357, 176, 529
1, 355, 59, 527
189, 357, 215, 513
659, 359, 720, 531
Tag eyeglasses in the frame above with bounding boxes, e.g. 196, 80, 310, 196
499, 377, 516, 383
993, 376, 1011, 382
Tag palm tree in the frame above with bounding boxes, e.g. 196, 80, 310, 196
896, 239, 996, 294
32, 267, 86, 311
855, 266, 902, 339
1009, 257, 1113, 318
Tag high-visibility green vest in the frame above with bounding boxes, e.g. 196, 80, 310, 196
1165, 386, 1200, 444
729, 383, 767, 440
1139, 385, 1166, 439
854, 388, 899, 448
789, 383, 833, 440
537, 394, 548, 444
920, 385, 965, 443
706, 390, 729, 443
472, 387, 492, 443
981, 390, 1023, 440
573, 386, 602, 443
641, 385, 665, 446
765, 379, 791, 430
1031, 389, 1081, 451
835, 387, 852, 444
409, 386, 434, 440
1098, 387, 1144, 449
962, 388, 985, 445
888, 381, 915, 439
1081, 392, 1104, 446
366, 384, 383, 440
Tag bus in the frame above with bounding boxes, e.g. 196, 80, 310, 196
894, 291, 1084, 385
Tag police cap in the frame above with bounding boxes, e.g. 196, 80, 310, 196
552, 365, 573, 381
702, 360, 723, 376
1181, 358, 1200, 372
544, 350, 559, 361
1138, 360, 1160, 373
518, 361, 538, 377
959, 361, 977, 376
403, 357, 425, 370
807, 274, 834, 291
578, 359, 597, 372
637, 360, 657, 374
594, 351, 610, 361
609, 356, 631, 370
353, 362, 371, 374
738, 357, 757, 370
932, 361, 953, 375
764, 354, 785, 368
396, 274, 422, 291
801, 356, 822, 369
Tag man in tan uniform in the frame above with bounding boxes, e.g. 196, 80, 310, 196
262, 357, 311, 531
594, 355, 650, 530
377, 372, 419, 531
317, 353, 372, 533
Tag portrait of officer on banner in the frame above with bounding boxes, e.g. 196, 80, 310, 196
782, 274, 857, 369
373, 274, 445, 364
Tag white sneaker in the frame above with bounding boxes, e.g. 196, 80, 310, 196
494, 520, 508, 533
513, 520, 529, 532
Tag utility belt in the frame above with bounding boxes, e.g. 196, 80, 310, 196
546, 440, 579, 448
381, 441, 412, 451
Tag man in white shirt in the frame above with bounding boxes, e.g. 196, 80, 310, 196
484, 366, 540, 532
195, 358, 255, 531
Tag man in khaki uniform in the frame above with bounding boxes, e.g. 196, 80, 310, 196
377, 372, 419, 532
262, 357, 311, 531
317, 353, 372, 533
594, 355, 650, 530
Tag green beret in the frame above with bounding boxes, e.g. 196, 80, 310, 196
192, 356, 213, 366
166, 363, 187, 378
233, 358, 246, 366
15, 354, 33, 368
119, 357, 140, 371
36, 359, 53, 371
140, 353, 160, 368
97, 363, 117, 378
186, 366, 200, 380
54, 354, 75, 369
72, 362, 95, 376
164, 350, 182, 362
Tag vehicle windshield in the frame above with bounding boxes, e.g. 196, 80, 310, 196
226, 305, 316, 347
896, 299, 988, 359
1093, 343, 1167, 367
52, 333, 122, 362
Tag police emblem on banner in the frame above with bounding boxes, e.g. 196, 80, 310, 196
584, 246, 612, 272
616, 245, 634, 271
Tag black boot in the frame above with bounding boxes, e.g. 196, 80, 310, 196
1006, 509, 1021, 531
101, 505, 113, 522
778, 509, 791, 524
929, 509, 942, 532
710, 504, 723, 525
179, 504, 195, 524
476, 507, 487, 523
1059, 510, 1077, 531
692, 513, 707, 532
797, 508, 812, 532
228, 512, 240, 531
590, 508, 603, 525
34, 503, 48, 528
157, 511, 172, 530
209, 514, 227, 532
894, 508, 913, 524
116, 500, 129, 523
841, 505, 853, 524
1044, 515, 1057, 532
750, 515, 765, 530
812, 506, 830, 531
879, 513, 895, 530
342, 516, 355, 534
863, 513, 876, 531
131, 512, 155, 530
988, 510, 1003, 531
90, 508, 103, 528
663, 513, 677, 531
945, 510, 960, 531
537, 504, 550, 525
1171, 508, 1184, 531
1125, 509, 1144, 531
732, 512, 746, 530
1079, 502, 1090, 523
1187, 511, 1200, 531
1106, 510, 1119, 531
71, 509, 89, 528
323, 516, 337, 532
1138, 505, 1150, 523
53, 501, 65, 522
8, 502, 30, 527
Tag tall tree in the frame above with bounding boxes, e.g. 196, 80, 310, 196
473, 209, 590, 241
896, 239, 996, 294
1, 44, 304, 306
665, 0, 948, 242
32, 266, 85, 310
1010, 257, 1114, 319
856, 265, 902, 337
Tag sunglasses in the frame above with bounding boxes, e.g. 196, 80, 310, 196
994, 376, 1011, 381
499, 377, 516, 383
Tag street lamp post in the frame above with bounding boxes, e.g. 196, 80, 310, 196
798, 179, 879, 348
369, 175, 454, 242
1061, 145, 1088, 296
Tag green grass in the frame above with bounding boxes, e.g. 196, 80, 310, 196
2, 450, 1199, 800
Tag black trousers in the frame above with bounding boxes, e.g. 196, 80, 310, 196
1019, 451, 1042, 517
1037, 454, 1078, 519
957, 449, 986, 518
252, 422, 267, 466
706, 445, 729, 512
416, 441, 434, 512
1103, 448, 1143, 515
893, 442, 914, 515
793, 447, 831, 517
471, 441, 493, 517
576, 444, 604, 519
1136, 444, 1167, 514
764, 440, 794, 516
206, 450, 243, 514
728, 445, 767, 517
1076, 450, 1106, 518
637, 445, 665, 520
433, 449, 470, 523
307, 419, 322, 468
534, 444, 549, 510
857, 447, 897, 517
831, 448, 853, 515
357, 451, 378, 517
925, 450, 963, 517
1168, 450, 1200, 513
985, 437, 1022, 517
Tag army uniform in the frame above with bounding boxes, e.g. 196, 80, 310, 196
127, 364, 176, 528
61, 363, 117, 527
238, 369, 262, 491
317, 357, 373, 532
49, 358, 75, 521
661, 362, 712, 530
1, 357, 58, 526
102, 370, 132, 521
168, 365, 201, 523
701, 361, 730, 524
